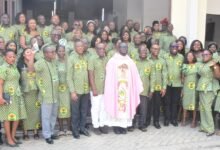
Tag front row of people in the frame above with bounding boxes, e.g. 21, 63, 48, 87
0, 39, 220, 147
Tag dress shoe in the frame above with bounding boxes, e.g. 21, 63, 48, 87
171, 120, 178, 127
80, 129, 90, 137
127, 126, 135, 132
93, 128, 102, 135
154, 122, 161, 129
113, 127, 121, 134
99, 126, 108, 134
164, 120, 169, 126
138, 127, 147, 132
120, 128, 127, 134
51, 134, 59, 140
45, 138, 54, 144
73, 134, 80, 139
34, 134, 40, 140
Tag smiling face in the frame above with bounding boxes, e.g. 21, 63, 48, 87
28, 19, 37, 31
119, 43, 128, 56
4, 51, 16, 65
202, 50, 212, 63
170, 42, 178, 55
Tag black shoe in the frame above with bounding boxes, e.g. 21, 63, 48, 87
127, 126, 135, 132
113, 127, 121, 135
120, 128, 127, 134
154, 122, 161, 129
164, 120, 169, 126
206, 132, 215, 137
80, 129, 90, 137
93, 128, 102, 135
99, 126, 108, 134
45, 138, 54, 144
51, 134, 59, 140
138, 127, 147, 132
73, 134, 80, 139
171, 120, 178, 127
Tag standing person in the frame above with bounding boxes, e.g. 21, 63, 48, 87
0, 14, 17, 43
164, 42, 183, 127
104, 42, 143, 134
0, 50, 27, 147
17, 48, 40, 140
85, 20, 96, 45
67, 39, 90, 139
37, 15, 46, 36
189, 40, 204, 62
20, 19, 39, 49
176, 39, 186, 56
136, 44, 153, 132
129, 34, 142, 61
56, 45, 71, 136
14, 12, 26, 40
159, 23, 177, 52
99, 30, 113, 52
197, 50, 220, 136
34, 44, 59, 144
147, 43, 167, 129
181, 52, 198, 127
42, 15, 60, 44
88, 43, 108, 135
152, 20, 161, 40
108, 21, 118, 38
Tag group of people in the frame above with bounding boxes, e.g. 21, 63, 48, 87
0, 12, 220, 147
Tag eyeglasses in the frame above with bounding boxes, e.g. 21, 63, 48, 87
74, 24, 80, 26
171, 45, 178, 48
202, 53, 211, 57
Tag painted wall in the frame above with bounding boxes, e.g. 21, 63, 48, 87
207, 0, 220, 15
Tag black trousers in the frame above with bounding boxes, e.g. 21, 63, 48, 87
164, 86, 182, 122
146, 91, 161, 123
71, 93, 90, 134
138, 95, 149, 127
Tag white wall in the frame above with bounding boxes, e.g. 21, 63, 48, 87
207, 0, 220, 15
113, 0, 170, 30
143, 0, 170, 27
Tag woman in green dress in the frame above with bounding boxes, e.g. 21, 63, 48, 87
189, 40, 204, 62
197, 49, 220, 136
181, 52, 198, 127
17, 48, 40, 140
56, 45, 71, 136
5, 41, 17, 55
85, 20, 96, 45
0, 50, 27, 147
87, 36, 101, 57
99, 30, 113, 53
14, 13, 26, 41
19, 19, 39, 55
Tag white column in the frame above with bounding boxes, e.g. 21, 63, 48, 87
171, 0, 207, 46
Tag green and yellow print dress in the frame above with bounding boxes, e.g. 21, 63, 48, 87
57, 60, 71, 118
196, 61, 220, 133
0, 63, 27, 121
20, 65, 41, 130
182, 64, 198, 110
0, 25, 17, 43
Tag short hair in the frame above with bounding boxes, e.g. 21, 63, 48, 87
42, 44, 56, 53
3, 49, 16, 56
152, 20, 159, 27
207, 41, 218, 50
